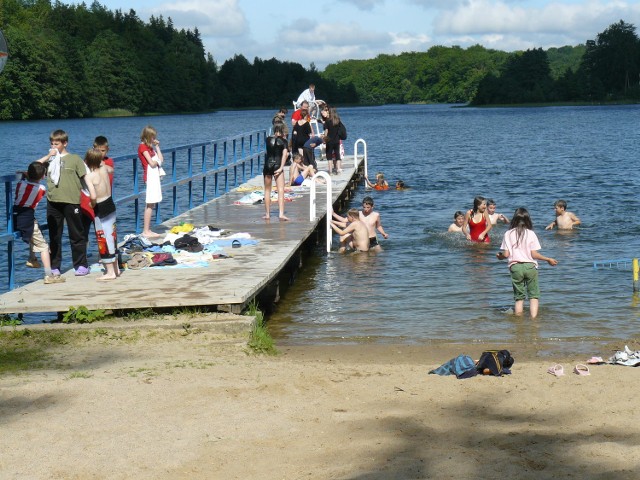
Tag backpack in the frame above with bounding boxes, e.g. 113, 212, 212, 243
338, 122, 347, 141
476, 350, 514, 376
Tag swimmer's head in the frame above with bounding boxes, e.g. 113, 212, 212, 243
362, 196, 374, 214
554, 199, 567, 212
347, 208, 359, 221
396, 180, 405, 189
487, 199, 496, 215
473, 196, 487, 213
454, 211, 465, 226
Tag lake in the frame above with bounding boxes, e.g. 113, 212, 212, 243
2, 104, 640, 349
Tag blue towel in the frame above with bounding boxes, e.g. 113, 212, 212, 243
429, 355, 477, 379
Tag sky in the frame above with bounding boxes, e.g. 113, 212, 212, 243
91, 0, 640, 70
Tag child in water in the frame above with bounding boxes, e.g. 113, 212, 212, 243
365, 173, 389, 190
463, 196, 492, 243
448, 211, 465, 232
545, 199, 581, 230
496, 207, 558, 318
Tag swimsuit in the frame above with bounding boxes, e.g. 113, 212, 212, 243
369, 237, 379, 248
264, 136, 287, 176
468, 214, 490, 243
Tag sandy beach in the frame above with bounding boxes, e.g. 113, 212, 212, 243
1, 314, 640, 480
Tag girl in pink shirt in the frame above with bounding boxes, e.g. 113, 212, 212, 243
496, 208, 557, 318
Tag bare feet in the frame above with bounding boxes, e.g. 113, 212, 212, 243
279, 215, 290, 221
262, 214, 270, 220
142, 231, 160, 238
96, 274, 117, 281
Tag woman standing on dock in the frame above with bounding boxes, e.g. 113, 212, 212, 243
264, 124, 289, 221
322, 107, 345, 174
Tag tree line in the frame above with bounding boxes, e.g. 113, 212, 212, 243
0, 0, 638, 121
471, 21, 640, 105
0, 0, 356, 120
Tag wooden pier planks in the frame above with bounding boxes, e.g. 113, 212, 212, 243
0, 157, 363, 315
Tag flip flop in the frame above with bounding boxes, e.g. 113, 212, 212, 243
586, 356, 605, 365
232, 239, 241, 248
574, 364, 590, 375
547, 364, 564, 377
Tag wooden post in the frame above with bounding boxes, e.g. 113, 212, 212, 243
633, 258, 639, 292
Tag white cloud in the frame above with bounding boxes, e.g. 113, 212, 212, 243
340, 0, 386, 10
152, 0, 247, 36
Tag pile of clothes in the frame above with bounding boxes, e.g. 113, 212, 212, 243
117, 224, 258, 270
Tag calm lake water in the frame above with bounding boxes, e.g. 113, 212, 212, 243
2, 104, 640, 348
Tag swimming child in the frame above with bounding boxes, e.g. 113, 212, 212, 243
330, 208, 370, 253
13, 162, 65, 284
448, 211, 465, 232
487, 199, 509, 225
497, 207, 558, 318
365, 172, 389, 190
463, 196, 492, 243
545, 199, 581, 230
332, 196, 388, 252
395, 180, 408, 190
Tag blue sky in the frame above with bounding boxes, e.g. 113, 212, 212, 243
92, 0, 640, 70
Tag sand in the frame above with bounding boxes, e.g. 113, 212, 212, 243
1, 315, 640, 480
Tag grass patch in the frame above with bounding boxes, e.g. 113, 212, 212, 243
245, 300, 277, 355
63, 306, 107, 324
122, 308, 157, 321
0, 314, 22, 327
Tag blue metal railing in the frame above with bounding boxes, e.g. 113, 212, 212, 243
1, 129, 266, 291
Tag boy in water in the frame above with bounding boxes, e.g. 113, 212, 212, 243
13, 162, 65, 284
332, 196, 388, 252
487, 199, 509, 225
545, 199, 581, 230
330, 208, 369, 253
448, 211, 465, 232
85, 148, 119, 281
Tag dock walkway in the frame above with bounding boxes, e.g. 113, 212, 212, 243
0, 156, 363, 316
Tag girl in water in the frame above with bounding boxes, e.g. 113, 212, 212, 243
365, 172, 389, 190
496, 207, 558, 318
463, 196, 492, 242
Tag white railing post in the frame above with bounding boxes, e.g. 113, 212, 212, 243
310, 171, 333, 252
354, 138, 367, 182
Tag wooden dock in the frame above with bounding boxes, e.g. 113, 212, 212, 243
0, 156, 363, 316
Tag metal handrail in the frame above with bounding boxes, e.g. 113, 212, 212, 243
309, 171, 332, 252
354, 139, 368, 182
0, 129, 267, 291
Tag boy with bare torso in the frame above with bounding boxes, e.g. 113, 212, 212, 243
85, 148, 119, 281
330, 209, 370, 253
332, 196, 388, 252
545, 199, 581, 230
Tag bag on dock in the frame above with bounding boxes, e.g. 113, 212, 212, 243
338, 122, 347, 141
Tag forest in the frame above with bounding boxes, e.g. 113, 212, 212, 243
0, 0, 638, 120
